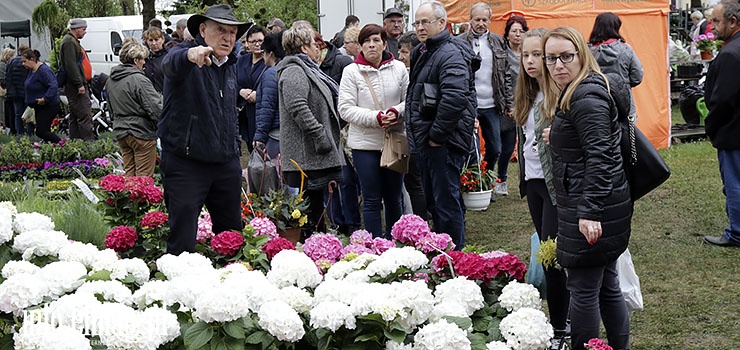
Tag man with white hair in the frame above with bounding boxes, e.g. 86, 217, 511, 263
405, 1, 477, 249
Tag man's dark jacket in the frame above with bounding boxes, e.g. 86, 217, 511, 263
158, 36, 240, 163
320, 42, 353, 84
405, 30, 477, 154
705, 30, 740, 150
4, 56, 28, 99
59, 32, 86, 88
458, 30, 513, 114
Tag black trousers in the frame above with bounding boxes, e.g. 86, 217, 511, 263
160, 151, 244, 255
33, 104, 61, 143
525, 179, 570, 330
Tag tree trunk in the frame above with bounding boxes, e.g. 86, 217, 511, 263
120, 0, 136, 15
141, 0, 156, 29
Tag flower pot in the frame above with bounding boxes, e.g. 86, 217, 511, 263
700, 50, 714, 60
462, 190, 492, 211
278, 227, 301, 245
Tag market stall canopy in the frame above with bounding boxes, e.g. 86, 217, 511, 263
1, 20, 31, 38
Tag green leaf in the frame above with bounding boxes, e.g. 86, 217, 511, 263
383, 327, 406, 344
184, 321, 214, 349
467, 332, 489, 350
224, 320, 246, 339
210, 336, 227, 350
472, 315, 493, 332
355, 333, 380, 342
487, 318, 502, 341
244, 330, 268, 344
87, 269, 112, 281
121, 274, 136, 284
442, 316, 473, 331
224, 336, 246, 350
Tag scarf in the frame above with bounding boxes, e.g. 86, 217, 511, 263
296, 53, 339, 97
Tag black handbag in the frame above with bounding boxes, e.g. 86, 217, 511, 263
620, 120, 671, 201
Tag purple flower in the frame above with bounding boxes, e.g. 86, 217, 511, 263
94, 157, 110, 167
372, 237, 396, 254
415, 232, 455, 253
250, 217, 278, 238
391, 214, 431, 245
341, 243, 375, 259
303, 233, 343, 263
480, 250, 509, 259
349, 230, 373, 247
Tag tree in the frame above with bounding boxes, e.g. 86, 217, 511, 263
233, 0, 317, 28
32, 0, 70, 50
141, 0, 155, 29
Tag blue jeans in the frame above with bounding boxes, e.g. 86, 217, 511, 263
566, 260, 630, 350
418, 146, 466, 249
718, 149, 740, 243
11, 98, 33, 136
478, 108, 516, 181
352, 150, 404, 237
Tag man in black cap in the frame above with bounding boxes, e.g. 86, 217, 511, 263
383, 8, 404, 57
158, 4, 251, 255
267, 18, 286, 33
59, 18, 95, 140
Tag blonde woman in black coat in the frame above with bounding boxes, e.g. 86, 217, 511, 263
541, 26, 632, 350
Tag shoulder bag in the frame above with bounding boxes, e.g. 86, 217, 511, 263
361, 70, 409, 174
620, 118, 670, 201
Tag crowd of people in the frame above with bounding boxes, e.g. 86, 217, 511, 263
2, 0, 740, 349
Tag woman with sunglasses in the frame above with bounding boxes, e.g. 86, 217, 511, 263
541, 26, 632, 350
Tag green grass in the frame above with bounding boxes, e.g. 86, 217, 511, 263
466, 140, 740, 349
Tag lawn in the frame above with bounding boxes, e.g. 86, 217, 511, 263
466, 140, 740, 349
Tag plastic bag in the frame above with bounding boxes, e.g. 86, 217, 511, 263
617, 248, 644, 314
247, 147, 279, 195
527, 232, 547, 298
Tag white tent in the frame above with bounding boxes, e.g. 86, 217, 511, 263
0, 0, 51, 60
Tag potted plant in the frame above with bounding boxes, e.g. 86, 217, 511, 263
460, 160, 496, 211
249, 189, 310, 244
694, 33, 723, 60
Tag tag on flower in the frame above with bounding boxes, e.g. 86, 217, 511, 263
72, 178, 99, 204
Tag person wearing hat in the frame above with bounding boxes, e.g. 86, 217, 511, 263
383, 7, 404, 57
158, 4, 251, 255
267, 18, 286, 33
59, 18, 95, 140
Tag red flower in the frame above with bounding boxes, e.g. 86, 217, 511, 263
141, 211, 168, 229
105, 225, 138, 252
261, 237, 296, 259
99, 174, 126, 192
211, 230, 245, 256
105, 198, 115, 206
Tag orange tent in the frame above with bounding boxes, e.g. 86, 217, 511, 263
442, 0, 671, 149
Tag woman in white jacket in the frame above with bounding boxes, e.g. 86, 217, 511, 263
338, 23, 409, 238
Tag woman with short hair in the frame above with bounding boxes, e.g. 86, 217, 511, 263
236, 25, 267, 151
21, 49, 60, 143
143, 27, 168, 93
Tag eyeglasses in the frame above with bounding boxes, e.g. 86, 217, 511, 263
412, 18, 441, 27
248, 39, 264, 45
544, 51, 578, 65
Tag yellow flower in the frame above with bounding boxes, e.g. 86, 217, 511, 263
291, 209, 301, 219
298, 215, 308, 227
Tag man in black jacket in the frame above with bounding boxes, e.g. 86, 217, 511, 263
704, 0, 740, 247
406, 1, 477, 249
158, 5, 250, 255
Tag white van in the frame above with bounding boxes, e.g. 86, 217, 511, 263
73, 16, 143, 75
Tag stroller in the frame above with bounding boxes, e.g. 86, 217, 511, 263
56, 73, 114, 137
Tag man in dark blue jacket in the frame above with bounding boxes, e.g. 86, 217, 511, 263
704, 0, 740, 247
158, 5, 251, 255
406, 1, 477, 249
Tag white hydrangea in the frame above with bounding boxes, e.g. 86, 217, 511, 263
220, 269, 280, 312
434, 277, 485, 315
12, 229, 70, 260
90, 249, 120, 272
391, 280, 435, 332
12, 212, 54, 234
267, 250, 323, 289
1, 260, 41, 279
278, 286, 313, 314
0, 201, 18, 216
156, 252, 214, 280
428, 301, 469, 323
0, 273, 49, 315
14, 322, 91, 350
498, 281, 542, 312
309, 301, 356, 332
141, 306, 181, 345
348, 283, 395, 319
365, 247, 428, 278
312, 279, 361, 305
44, 293, 102, 332
386, 340, 414, 350
413, 319, 471, 350
110, 258, 150, 285
132, 280, 178, 309
38, 261, 87, 297
75, 280, 133, 305
0, 207, 14, 245
257, 300, 306, 342
167, 271, 221, 309
193, 285, 251, 323
324, 260, 355, 281
499, 308, 553, 350
96, 303, 178, 350
486, 341, 511, 350
58, 241, 101, 269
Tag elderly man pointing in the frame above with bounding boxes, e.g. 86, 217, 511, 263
158, 5, 251, 255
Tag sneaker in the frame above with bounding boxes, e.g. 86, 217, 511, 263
490, 191, 496, 202
549, 335, 569, 350
495, 180, 508, 196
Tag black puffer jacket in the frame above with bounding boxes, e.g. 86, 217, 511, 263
406, 30, 477, 153
320, 42, 353, 84
550, 72, 632, 268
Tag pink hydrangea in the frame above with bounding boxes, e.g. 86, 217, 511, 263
390, 214, 431, 245
340, 243, 374, 259
261, 237, 295, 259
371, 237, 396, 254
415, 232, 454, 253
197, 212, 213, 243
349, 230, 373, 247
480, 250, 508, 259
250, 217, 278, 238
211, 231, 245, 257
585, 338, 613, 350
140, 211, 168, 229
105, 225, 138, 252
99, 174, 126, 192
303, 233, 343, 262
